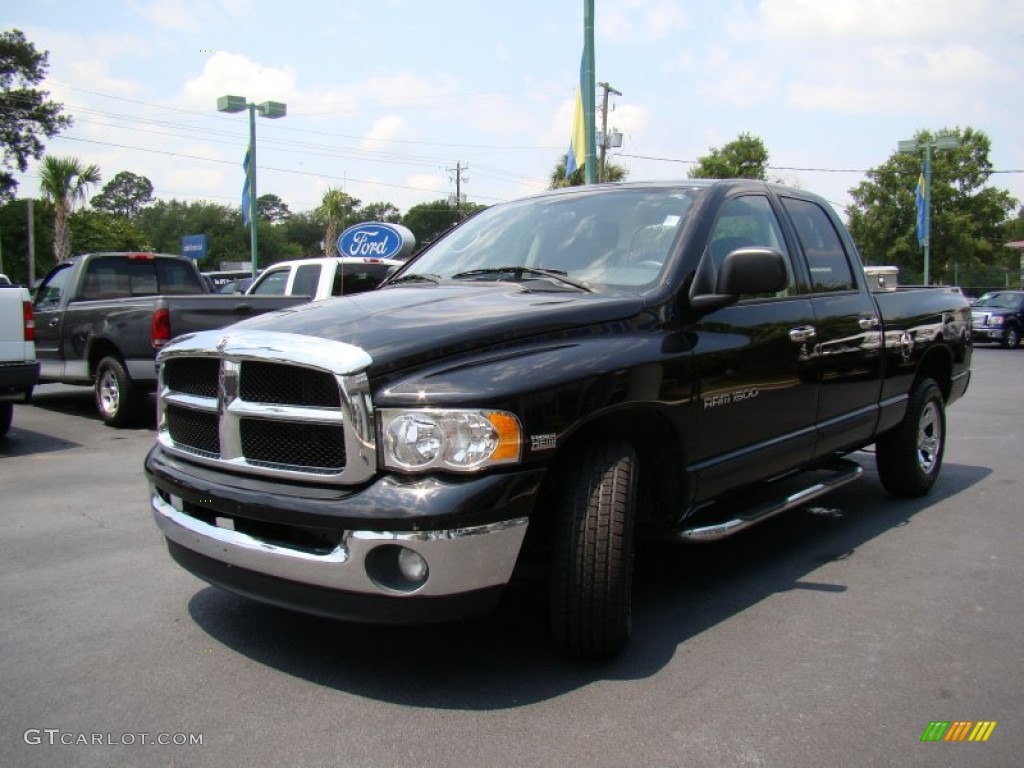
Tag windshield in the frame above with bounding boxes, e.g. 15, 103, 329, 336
974, 292, 1022, 309
392, 186, 701, 292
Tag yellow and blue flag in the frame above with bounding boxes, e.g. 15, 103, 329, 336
565, 55, 585, 178
914, 172, 926, 247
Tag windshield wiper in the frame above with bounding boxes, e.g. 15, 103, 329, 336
389, 273, 442, 285
450, 266, 592, 292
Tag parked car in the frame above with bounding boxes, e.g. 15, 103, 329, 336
32, 252, 308, 426
0, 285, 38, 436
970, 290, 1024, 348
246, 256, 401, 300
147, 180, 971, 659
216, 277, 254, 294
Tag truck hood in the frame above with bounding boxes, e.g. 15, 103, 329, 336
229, 284, 645, 375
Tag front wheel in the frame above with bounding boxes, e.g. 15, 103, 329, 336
550, 439, 637, 659
0, 402, 12, 437
875, 377, 945, 497
94, 356, 141, 427
1002, 325, 1020, 349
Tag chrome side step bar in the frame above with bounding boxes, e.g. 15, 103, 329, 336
674, 458, 864, 542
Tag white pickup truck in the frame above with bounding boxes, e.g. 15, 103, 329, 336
245, 256, 402, 300
0, 285, 39, 436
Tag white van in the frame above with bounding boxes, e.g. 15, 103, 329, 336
246, 256, 402, 301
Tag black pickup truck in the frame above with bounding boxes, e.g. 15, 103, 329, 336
145, 180, 972, 658
33, 252, 307, 425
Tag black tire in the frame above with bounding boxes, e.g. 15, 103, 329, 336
550, 439, 637, 659
94, 356, 141, 427
875, 378, 945, 497
1002, 325, 1020, 349
0, 402, 12, 437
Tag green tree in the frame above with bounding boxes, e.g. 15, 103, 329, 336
355, 201, 402, 224
549, 153, 628, 189
90, 171, 154, 218
316, 188, 360, 256
38, 155, 101, 262
0, 29, 73, 202
69, 209, 150, 253
281, 210, 324, 255
688, 133, 769, 180
0, 197, 54, 283
136, 199, 249, 268
256, 193, 291, 223
402, 199, 486, 246
847, 127, 1018, 285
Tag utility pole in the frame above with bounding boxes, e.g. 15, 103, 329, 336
447, 162, 469, 217
27, 199, 35, 286
597, 81, 621, 182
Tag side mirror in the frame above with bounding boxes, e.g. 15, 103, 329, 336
688, 247, 788, 316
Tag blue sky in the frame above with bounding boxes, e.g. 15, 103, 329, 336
7, 0, 1024, 220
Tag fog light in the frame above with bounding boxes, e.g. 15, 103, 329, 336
364, 544, 430, 593
398, 547, 429, 583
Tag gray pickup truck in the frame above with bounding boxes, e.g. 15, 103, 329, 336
33, 252, 307, 425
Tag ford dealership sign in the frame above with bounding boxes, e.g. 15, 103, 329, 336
337, 222, 416, 261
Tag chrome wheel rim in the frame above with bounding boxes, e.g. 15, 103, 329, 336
916, 400, 942, 474
98, 369, 119, 416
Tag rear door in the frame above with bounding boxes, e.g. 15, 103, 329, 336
779, 195, 883, 456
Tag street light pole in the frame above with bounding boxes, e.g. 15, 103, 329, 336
897, 134, 959, 286
217, 95, 287, 278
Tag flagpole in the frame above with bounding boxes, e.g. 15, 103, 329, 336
583, 0, 597, 184
922, 143, 932, 286
247, 104, 259, 279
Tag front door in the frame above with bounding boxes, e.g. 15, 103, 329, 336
690, 194, 818, 502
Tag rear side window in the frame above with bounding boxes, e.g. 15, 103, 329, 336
331, 263, 393, 296
292, 264, 321, 297
782, 198, 855, 292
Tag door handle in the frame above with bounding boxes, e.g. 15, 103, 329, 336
789, 325, 817, 343
49, 317, 60, 327
859, 316, 880, 330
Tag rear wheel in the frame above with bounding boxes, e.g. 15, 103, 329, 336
94, 356, 142, 427
875, 377, 945, 497
550, 439, 637, 659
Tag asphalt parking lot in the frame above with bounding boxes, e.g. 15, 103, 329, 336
1, 347, 1021, 767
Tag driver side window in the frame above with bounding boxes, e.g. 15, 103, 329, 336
34, 264, 71, 309
703, 195, 796, 298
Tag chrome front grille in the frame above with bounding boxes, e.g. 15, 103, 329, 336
156, 329, 376, 484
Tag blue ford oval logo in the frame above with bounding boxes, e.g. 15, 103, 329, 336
337, 222, 415, 260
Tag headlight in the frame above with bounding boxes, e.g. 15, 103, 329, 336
380, 409, 521, 472
990, 315, 1004, 326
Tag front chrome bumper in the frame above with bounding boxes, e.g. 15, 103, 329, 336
150, 488, 529, 599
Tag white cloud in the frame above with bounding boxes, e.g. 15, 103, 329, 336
129, 0, 253, 34
599, 0, 690, 44
180, 52, 299, 109
361, 116, 413, 152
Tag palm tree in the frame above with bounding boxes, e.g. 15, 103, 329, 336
549, 152, 628, 189
316, 188, 360, 256
39, 155, 102, 262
